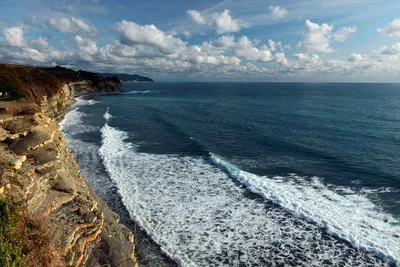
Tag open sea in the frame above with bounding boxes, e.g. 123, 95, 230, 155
60, 82, 400, 267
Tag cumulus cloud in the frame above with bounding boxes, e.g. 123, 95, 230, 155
3, 26, 25, 47
48, 16, 97, 36
212, 35, 236, 48
213, 10, 249, 34
187, 9, 249, 34
348, 53, 364, 62
0, 45, 64, 65
298, 21, 356, 53
187, 10, 208, 25
268, 6, 288, 20
113, 20, 187, 55
275, 52, 288, 66
377, 19, 400, 37
30, 37, 50, 51
298, 20, 334, 53
292, 53, 321, 64
378, 43, 400, 55
268, 39, 283, 51
3, 14, 399, 81
235, 36, 273, 62
74, 36, 99, 58
333, 26, 357, 42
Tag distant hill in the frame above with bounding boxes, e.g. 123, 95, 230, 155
97, 72, 154, 82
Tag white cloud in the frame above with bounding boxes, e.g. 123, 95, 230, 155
298, 21, 357, 53
187, 10, 208, 25
378, 43, 400, 55
292, 53, 321, 64
275, 52, 288, 66
113, 20, 187, 55
235, 36, 273, 62
213, 10, 249, 34
268, 39, 283, 51
377, 19, 400, 37
3, 26, 25, 47
268, 6, 288, 20
298, 20, 334, 53
5, 13, 400, 81
0, 46, 64, 65
212, 35, 236, 48
48, 16, 97, 36
186, 9, 249, 34
30, 37, 50, 51
333, 26, 357, 42
348, 53, 364, 62
75, 36, 98, 54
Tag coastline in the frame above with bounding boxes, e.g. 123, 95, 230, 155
65, 94, 178, 267
0, 70, 136, 266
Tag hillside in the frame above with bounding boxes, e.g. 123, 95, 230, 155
97, 72, 154, 82
0, 64, 123, 104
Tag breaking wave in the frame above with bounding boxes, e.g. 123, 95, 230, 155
210, 154, 400, 265
59, 108, 99, 136
123, 90, 158, 94
98, 109, 396, 267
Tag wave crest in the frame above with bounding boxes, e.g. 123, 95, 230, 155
210, 153, 400, 264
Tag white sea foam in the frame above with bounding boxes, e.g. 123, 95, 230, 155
103, 107, 112, 120
98, 111, 393, 267
74, 97, 90, 106
59, 107, 99, 136
211, 154, 400, 265
123, 90, 159, 95
88, 99, 99, 105
73, 96, 99, 106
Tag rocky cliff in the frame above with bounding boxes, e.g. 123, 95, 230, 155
0, 65, 137, 266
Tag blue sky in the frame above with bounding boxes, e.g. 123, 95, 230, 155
1, 0, 400, 81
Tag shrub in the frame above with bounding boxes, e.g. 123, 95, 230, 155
0, 197, 26, 267
0, 197, 63, 267
0, 64, 62, 103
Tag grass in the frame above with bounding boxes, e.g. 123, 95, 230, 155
0, 197, 64, 267
0, 197, 25, 267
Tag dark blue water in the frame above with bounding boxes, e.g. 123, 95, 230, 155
61, 83, 400, 267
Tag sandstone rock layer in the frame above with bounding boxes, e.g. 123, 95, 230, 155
0, 80, 136, 267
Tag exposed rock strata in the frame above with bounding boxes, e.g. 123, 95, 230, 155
0, 81, 136, 266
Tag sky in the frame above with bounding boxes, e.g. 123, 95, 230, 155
1, 0, 400, 82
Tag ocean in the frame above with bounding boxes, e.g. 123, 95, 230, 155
60, 82, 400, 267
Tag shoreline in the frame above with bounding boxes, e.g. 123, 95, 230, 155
65, 95, 178, 267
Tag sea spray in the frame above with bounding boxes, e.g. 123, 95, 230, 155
210, 153, 400, 265
96, 110, 390, 267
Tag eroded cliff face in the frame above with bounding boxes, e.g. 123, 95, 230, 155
0, 81, 136, 267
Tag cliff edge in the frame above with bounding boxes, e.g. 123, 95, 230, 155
0, 64, 137, 266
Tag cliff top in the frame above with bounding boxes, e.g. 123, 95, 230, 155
0, 63, 123, 104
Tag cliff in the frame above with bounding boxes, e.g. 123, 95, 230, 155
0, 64, 136, 266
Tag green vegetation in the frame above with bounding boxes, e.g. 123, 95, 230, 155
0, 64, 62, 103
0, 197, 62, 267
0, 197, 26, 267
97, 72, 154, 82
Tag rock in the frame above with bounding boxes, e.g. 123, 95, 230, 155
0, 70, 136, 266
12, 155, 27, 170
